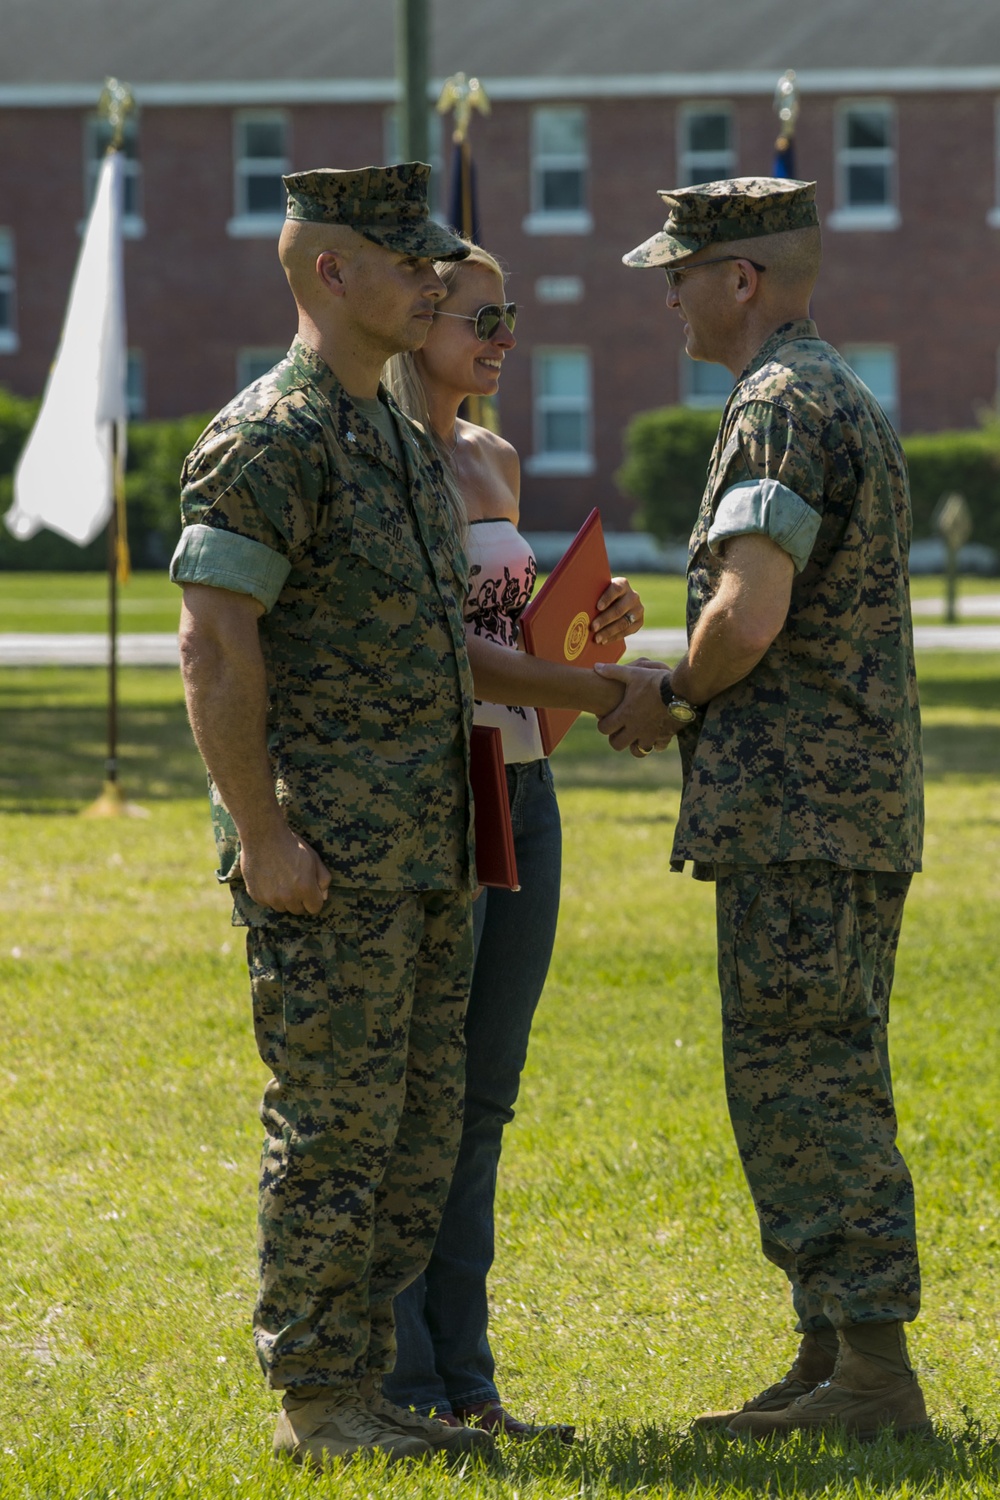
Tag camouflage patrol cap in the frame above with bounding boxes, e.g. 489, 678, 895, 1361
623, 176, 819, 268
283, 162, 469, 261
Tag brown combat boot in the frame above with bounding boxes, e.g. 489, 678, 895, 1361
693, 1332, 837, 1430
726, 1339, 932, 1442
274, 1387, 433, 1468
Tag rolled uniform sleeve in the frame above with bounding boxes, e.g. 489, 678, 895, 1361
171, 416, 328, 610
711, 397, 826, 573
170, 524, 290, 610
708, 477, 821, 574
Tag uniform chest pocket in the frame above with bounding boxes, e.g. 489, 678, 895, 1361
349, 500, 429, 594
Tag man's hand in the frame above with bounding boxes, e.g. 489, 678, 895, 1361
592, 576, 644, 646
179, 582, 333, 915
595, 661, 677, 754
240, 824, 332, 916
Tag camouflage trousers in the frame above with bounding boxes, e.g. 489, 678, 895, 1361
715, 860, 919, 1331
244, 887, 473, 1390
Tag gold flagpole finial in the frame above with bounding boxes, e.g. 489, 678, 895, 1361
436, 72, 490, 145
98, 77, 136, 153
773, 69, 800, 141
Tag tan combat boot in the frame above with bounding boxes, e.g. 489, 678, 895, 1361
693, 1331, 836, 1430
359, 1378, 495, 1459
726, 1339, 932, 1441
365, 1386, 494, 1458
274, 1387, 433, 1468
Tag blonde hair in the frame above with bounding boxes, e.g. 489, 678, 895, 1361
384, 242, 507, 543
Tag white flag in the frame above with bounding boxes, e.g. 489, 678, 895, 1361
5, 151, 127, 546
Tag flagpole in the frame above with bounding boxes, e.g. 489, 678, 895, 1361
81, 79, 144, 819
437, 72, 490, 426
108, 454, 119, 788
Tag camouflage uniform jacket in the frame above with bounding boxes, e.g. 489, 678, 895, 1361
672, 318, 923, 876
174, 338, 475, 896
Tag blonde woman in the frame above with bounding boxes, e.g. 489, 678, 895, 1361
382, 244, 644, 1437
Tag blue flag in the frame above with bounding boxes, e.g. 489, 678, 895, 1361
773, 135, 796, 179
447, 139, 481, 244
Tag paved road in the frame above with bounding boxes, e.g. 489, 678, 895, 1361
4, 623, 1000, 667
0, 632, 183, 665
911, 593, 1000, 617
630, 627, 1000, 656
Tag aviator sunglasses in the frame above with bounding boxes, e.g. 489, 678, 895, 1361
434, 302, 517, 341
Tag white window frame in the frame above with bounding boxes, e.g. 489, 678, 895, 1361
677, 103, 736, 187
236, 347, 286, 392
682, 353, 734, 410
535, 276, 584, 304
228, 111, 290, 238
524, 348, 595, 476
828, 100, 900, 231
0, 229, 17, 354
523, 107, 593, 236
988, 100, 1000, 228
842, 343, 900, 429
85, 113, 144, 238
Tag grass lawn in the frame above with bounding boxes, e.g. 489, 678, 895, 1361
0, 656, 998, 1497
0, 572, 184, 635
2, 570, 1000, 636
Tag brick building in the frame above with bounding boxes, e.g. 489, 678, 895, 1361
2, 0, 1000, 532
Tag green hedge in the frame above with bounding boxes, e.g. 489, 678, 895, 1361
615, 406, 723, 544
0, 386, 209, 572
903, 423, 1000, 555
617, 403, 1000, 555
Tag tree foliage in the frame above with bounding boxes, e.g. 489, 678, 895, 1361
617, 402, 1000, 555
0, 387, 209, 571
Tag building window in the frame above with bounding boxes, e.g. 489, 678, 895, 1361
678, 105, 735, 186
535, 276, 584, 304
683, 356, 733, 409
384, 108, 445, 215
829, 102, 899, 230
126, 350, 146, 419
523, 108, 593, 235
237, 348, 286, 391
842, 344, 899, 428
229, 112, 289, 237
0, 229, 16, 353
85, 112, 143, 235
989, 101, 1000, 228
525, 349, 594, 475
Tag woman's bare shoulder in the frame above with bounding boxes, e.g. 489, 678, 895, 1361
460, 421, 519, 476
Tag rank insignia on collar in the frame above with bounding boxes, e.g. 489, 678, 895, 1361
346, 431, 356, 442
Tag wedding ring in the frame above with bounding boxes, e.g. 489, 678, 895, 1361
625, 611, 636, 625
633, 743, 651, 757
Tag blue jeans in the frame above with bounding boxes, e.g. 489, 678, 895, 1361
384, 758, 562, 1413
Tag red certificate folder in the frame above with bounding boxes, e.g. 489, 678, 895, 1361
519, 507, 626, 754
470, 725, 520, 891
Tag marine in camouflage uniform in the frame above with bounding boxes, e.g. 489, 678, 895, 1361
610, 178, 929, 1438
171, 165, 492, 1465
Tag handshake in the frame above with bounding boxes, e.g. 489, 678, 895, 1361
594, 658, 688, 760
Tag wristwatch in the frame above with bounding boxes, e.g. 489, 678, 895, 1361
658, 677, 698, 726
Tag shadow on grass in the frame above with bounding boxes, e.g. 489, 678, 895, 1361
498, 1418, 1000, 1495
921, 724, 1000, 783
917, 668, 1000, 713
0, 668, 205, 812
2, 661, 998, 814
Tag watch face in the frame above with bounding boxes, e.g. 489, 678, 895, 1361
668, 699, 698, 725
